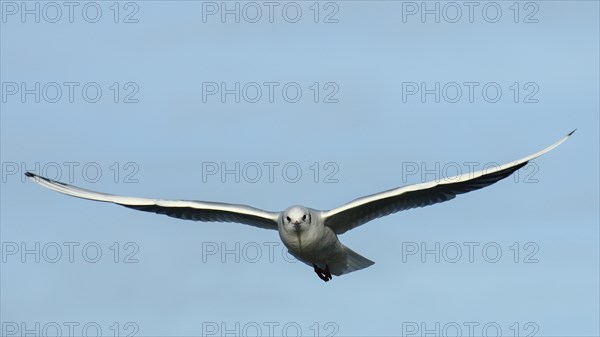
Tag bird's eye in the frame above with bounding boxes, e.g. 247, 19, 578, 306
286, 216, 291, 222
302, 215, 306, 221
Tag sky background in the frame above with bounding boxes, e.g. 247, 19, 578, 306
1, 1, 599, 336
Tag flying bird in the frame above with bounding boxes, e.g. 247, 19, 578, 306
25, 131, 574, 282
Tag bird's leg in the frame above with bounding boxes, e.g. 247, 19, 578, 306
324, 264, 332, 281
313, 263, 330, 282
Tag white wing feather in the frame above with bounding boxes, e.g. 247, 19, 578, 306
25, 172, 280, 230
323, 130, 575, 234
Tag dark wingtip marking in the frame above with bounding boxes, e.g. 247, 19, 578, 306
568, 129, 576, 136
25, 172, 35, 178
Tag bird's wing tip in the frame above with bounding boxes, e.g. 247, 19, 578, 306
25, 171, 35, 178
568, 129, 577, 137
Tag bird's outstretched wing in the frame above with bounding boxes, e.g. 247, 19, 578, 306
323, 130, 575, 235
25, 172, 280, 230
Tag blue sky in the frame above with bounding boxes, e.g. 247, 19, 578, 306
1, 1, 599, 336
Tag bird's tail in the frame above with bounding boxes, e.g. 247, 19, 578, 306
340, 246, 375, 275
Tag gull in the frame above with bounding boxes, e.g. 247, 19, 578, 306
25, 131, 574, 282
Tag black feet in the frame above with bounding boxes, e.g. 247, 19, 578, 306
313, 263, 332, 282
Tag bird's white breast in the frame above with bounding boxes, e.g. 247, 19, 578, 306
278, 220, 342, 264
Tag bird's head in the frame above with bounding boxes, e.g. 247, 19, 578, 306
282, 205, 312, 233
